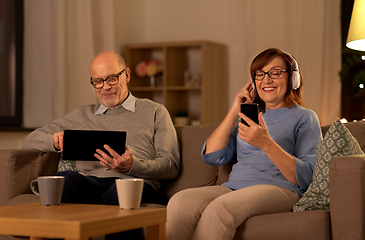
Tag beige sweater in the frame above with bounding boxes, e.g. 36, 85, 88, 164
21, 97, 180, 190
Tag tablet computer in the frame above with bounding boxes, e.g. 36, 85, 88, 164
62, 130, 127, 161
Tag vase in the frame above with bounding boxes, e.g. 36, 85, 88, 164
150, 75, 155, 88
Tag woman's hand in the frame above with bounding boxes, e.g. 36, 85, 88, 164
238, 112, 271, 150
231, 81, 254, 113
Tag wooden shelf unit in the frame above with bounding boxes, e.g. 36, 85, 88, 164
125, 40, 228, 125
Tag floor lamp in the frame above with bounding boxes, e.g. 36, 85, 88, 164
347, 0, 365, 51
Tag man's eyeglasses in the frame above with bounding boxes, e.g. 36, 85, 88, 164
90, 69, 126, 89
252, 68, 288, 81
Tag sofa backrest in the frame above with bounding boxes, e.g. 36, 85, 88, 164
159, 124, 219, 204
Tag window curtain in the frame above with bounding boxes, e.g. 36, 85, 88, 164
23, 0, 118, 128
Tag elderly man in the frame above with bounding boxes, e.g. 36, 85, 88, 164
22, 51, 180, 206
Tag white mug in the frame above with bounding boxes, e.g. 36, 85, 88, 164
116, 178, 144, 209
30, 176, 65, 206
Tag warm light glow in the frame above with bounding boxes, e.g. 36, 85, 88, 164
340, 118, 348, 123
360, 83, 364, 88
346, 0, 365, 51
362, 55, 365, 60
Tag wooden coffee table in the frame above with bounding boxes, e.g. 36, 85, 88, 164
0, 202, 166, 240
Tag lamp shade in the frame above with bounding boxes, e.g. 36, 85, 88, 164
346, 0, 365, 51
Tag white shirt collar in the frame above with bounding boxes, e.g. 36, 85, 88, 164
94, 92, 136, 115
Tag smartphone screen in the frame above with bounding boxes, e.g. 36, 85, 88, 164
240, 103, 259, 127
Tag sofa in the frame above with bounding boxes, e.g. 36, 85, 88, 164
1, 121, 365, 240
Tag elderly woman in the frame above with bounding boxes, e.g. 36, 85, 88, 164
166, 48, 322, 240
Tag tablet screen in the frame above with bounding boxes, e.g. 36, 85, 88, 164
63, 130, 127, 161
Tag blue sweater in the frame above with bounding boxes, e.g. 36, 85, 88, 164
201, 105, 322, 196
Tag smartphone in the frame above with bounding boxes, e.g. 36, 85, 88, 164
240, 103, 259, 127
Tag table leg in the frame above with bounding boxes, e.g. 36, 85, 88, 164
146, 223, 166, 240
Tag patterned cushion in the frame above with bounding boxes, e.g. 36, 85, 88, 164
293, 118, 364, 211
57, 153, 77, 172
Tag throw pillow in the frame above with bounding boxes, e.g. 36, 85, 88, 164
293, 118, 364, 211
57, 153, 77, 172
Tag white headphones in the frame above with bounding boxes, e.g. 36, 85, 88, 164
287, 53, 301, 90
252, 52, 301, 90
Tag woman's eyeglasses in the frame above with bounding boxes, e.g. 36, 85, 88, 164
253, 68, 288, 81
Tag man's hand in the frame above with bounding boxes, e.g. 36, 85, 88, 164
94, 145, 134, 173
53, 131, 64, 151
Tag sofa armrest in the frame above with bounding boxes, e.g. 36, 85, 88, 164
0, 149, 60, 206
329, 155, 365, 240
